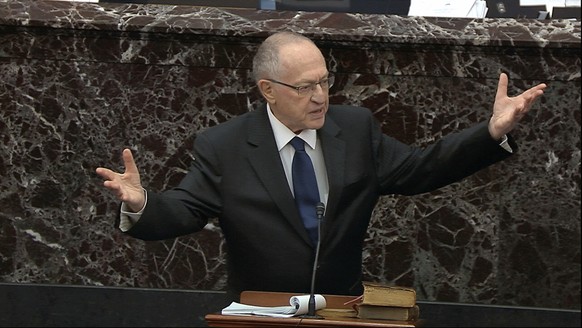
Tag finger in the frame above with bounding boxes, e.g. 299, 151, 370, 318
522, 83, 546, 109
95, 167, 119, 181
103, 179, 121, 192
495, 72, 509, 101
531, 84, 547, 101
524, 84, 545, 98
97, 181, 125, 204
122, 148, 139, 175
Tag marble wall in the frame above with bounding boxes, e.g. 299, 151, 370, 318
0, 0, 580, 310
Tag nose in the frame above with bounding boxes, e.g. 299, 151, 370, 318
310, 83, 327, 103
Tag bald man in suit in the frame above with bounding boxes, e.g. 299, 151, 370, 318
96, 31, 546, 301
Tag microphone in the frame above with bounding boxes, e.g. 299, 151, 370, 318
301, 201, 325, 319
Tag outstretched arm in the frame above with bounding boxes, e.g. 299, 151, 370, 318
95, 148, 145, 212
488, 72, 547, 140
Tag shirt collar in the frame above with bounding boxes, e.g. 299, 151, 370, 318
267, 104, 318, 151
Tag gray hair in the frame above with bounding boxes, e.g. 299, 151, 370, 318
252, 32, 317, 83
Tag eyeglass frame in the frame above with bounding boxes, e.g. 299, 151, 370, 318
265, 74, 335, 96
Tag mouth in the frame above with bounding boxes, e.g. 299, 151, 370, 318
309, 108, 325, 117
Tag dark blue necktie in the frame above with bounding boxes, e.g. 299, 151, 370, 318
290, 137, 320, 245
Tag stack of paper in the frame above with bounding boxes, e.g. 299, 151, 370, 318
409, 0, 581, 18
409, 0, 488, 18
221, 294, 327, 318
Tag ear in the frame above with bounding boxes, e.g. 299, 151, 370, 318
258, 80, 276, 104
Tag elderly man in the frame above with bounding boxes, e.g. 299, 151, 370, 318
96, 31, 546, 301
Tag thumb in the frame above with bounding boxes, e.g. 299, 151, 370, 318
495, 72, 509, 101
122, 148, 139, 175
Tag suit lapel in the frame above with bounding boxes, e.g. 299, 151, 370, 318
246, 106, 347, 247
247, 107, 313, 245
317, 113, 345, 244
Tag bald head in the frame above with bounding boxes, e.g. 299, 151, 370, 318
252, 32, 321, 83
252, 31, 330, 133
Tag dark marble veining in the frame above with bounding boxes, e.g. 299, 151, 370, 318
0, 0, 580, 311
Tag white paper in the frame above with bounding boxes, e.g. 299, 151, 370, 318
519, 1, 581, 15
467, 0, 488, 17
409, 0, 481, 17
221, 294, 327, 318
519, 0, 580, 6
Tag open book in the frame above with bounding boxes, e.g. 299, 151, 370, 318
221, 294, 327, 318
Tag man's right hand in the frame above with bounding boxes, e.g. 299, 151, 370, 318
96, 148, 145, 212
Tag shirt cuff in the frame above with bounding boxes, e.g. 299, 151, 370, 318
499, 134, 513, 153
119, 189, 147, 232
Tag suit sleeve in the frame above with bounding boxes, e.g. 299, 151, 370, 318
375, 120, 514, 195
123, 133, 222, 241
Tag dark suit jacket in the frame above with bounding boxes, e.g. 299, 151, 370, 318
124, 104, 513, 299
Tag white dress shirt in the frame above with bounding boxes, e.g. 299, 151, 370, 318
266, 104, 330, 206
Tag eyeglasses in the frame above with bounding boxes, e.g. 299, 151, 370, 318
266, 74, 335, 96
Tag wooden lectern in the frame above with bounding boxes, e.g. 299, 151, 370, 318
205, 291, 421, 327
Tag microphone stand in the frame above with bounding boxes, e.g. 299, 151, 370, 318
300, 202, 325, 319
